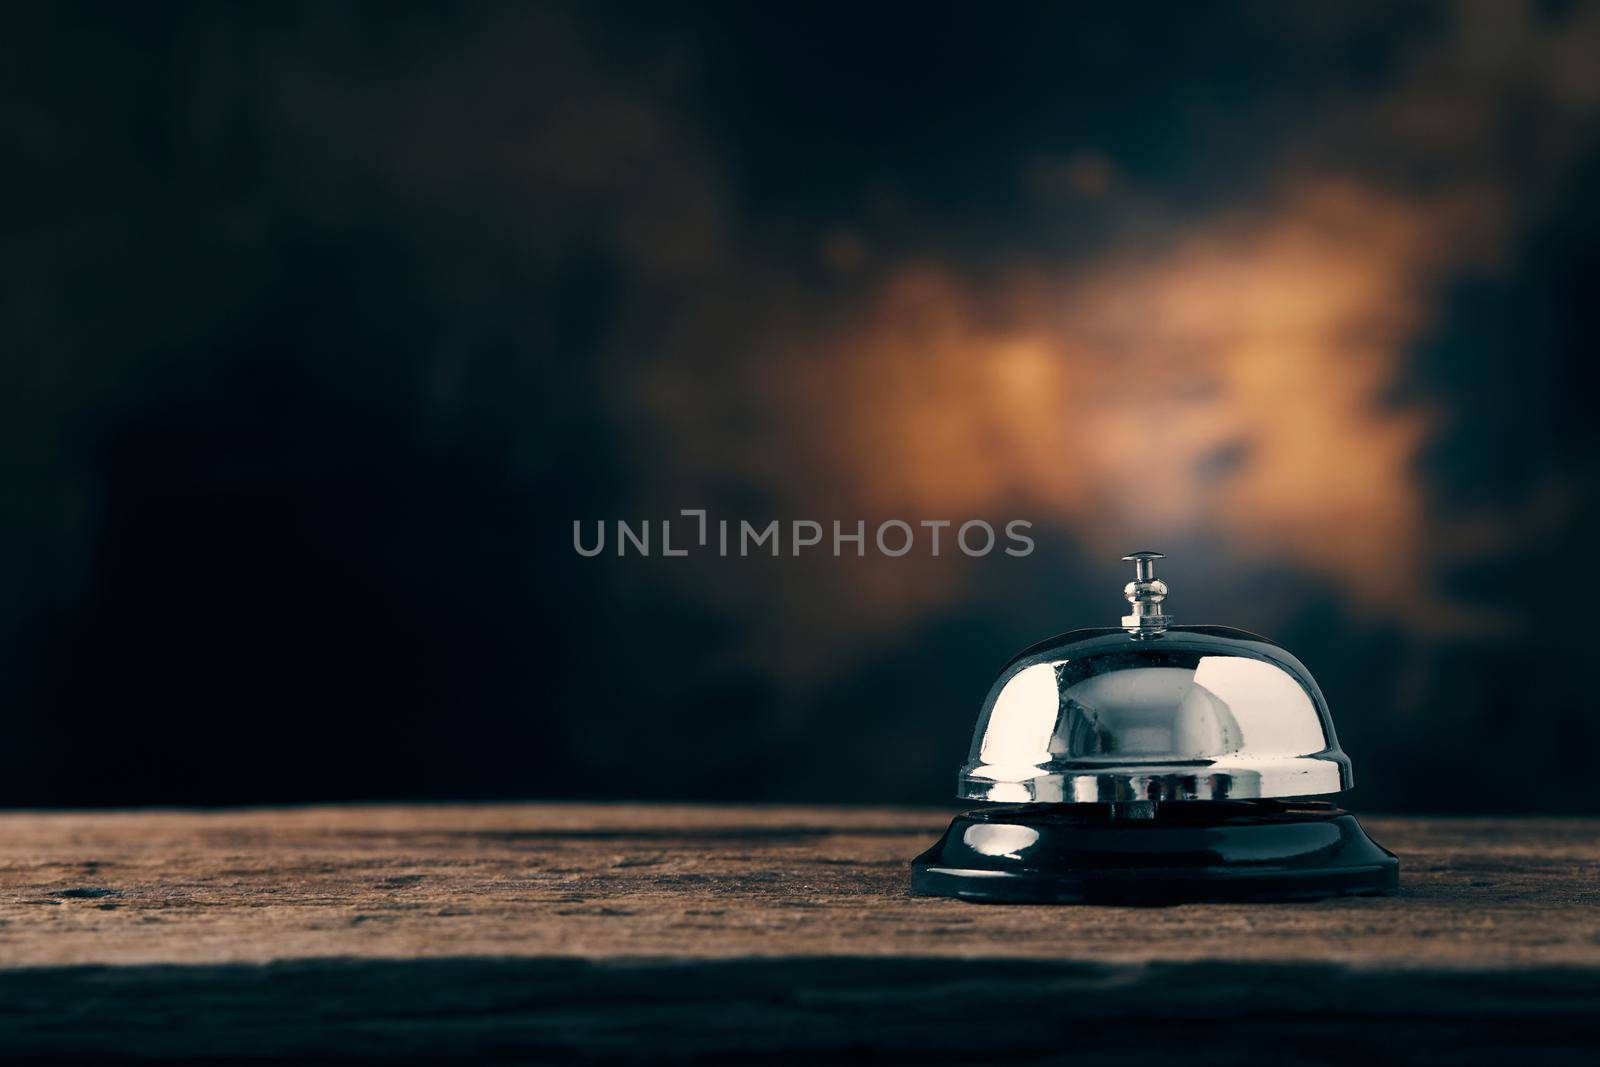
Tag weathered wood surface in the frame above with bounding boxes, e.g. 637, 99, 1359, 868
0, 804, 1597, 1063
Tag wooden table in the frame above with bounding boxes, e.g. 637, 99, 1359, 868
1, 804, 1596, 1063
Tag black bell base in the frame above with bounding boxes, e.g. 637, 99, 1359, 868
911, 801, 1399, 905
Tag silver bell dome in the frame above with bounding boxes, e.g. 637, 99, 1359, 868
959, 552, 1352, 804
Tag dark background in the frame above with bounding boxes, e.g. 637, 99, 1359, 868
4, 1, 1597, 812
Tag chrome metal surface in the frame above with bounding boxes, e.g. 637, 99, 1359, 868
1120, 551, 1172, 634
956, 553, 1352, 803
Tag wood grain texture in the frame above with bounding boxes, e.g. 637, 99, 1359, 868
0, 804, 1597, 1063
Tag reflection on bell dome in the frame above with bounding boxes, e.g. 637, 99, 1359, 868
1056, 666, 1242, 759
962, 628, 1351, 803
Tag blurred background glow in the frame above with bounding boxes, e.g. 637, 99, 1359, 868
4, 1, 1597, 811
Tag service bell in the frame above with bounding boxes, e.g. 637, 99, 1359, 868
911, 552, 1399, 903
